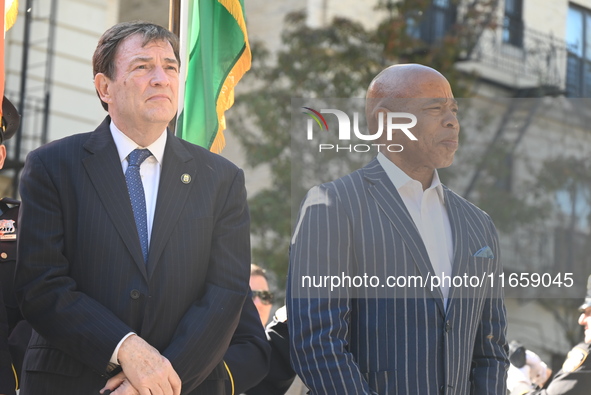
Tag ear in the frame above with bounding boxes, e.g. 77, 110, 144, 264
0, 144, 6, 169
373, 106, 389, 127
94, 73, 112, 105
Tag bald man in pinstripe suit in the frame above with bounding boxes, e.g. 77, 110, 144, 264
287, 64, 509, 394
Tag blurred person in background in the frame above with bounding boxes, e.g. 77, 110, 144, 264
0, 96, 31, 395
249, 264, 273, 326
507, 275, 591, 395
224, 265, 274, 394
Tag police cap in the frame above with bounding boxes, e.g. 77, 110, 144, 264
1, 96, 20, 143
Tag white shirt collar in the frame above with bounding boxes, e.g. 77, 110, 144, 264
376, 152, 445, 203
109, 121, 167, 165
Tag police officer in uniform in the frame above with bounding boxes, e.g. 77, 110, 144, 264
508, 275, 591, 395
244, 306, 297, 395
0, 96, 30, 395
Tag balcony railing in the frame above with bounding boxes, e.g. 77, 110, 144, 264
460, 24, 568, 93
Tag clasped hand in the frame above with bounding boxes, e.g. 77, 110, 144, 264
101, 335, 181, 395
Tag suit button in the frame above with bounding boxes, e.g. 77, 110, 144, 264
130, 290, 141, 299
440, 385, 445, 393
445, 321, 452, 332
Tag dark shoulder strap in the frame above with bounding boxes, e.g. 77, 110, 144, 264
0, 198, 20, 218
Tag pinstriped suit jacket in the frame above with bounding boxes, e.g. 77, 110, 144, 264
287, 158, 508, 394
14, 116, 253, 394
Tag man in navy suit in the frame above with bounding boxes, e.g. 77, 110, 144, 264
15, 21, 261, 395
287, 64, 509, 394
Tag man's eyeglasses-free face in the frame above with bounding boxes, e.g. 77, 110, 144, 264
252, 290, 274, 305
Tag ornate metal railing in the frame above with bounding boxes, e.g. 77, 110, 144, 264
465, 24, 568, 92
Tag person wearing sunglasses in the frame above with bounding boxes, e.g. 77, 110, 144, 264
242, 264, 302, 395
224, 264, 304, 395
223, 264, 275, 394
250, 265, 274, 326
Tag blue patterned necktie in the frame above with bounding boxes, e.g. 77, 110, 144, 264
125, 149, 152, 264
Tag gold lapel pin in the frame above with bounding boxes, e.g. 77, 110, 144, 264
181, 173, 191, 184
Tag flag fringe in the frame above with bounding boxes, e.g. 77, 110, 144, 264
5, 0, 18, 31
217, 0, 249, 42
210, 0, 251, 154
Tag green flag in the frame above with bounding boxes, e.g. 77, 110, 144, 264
177, 0, 251, 153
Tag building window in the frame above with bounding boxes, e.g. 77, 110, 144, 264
555, 186, 591, 232
566, 5, 591, 97
553, 185, 591, 278
503, 0, 524, 47
406, 0, 457, 44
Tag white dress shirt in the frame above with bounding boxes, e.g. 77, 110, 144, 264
377, 152, 454, 305
108, 121, 167, 364
110, 122, 167, 245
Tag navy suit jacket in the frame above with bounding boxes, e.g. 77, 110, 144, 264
224, 294, 271, 394
244, 306, 295, 395
287, 159, 509, 394
15, 116, 253, 394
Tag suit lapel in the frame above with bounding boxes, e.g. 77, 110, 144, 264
147, 135, 196, 278
82, 117, 148, 280
443, 187, 469, 302
363, 159, 445, 312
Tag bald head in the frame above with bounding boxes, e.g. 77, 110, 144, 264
365, 64, 453, 134
363, 63, 459, 188
367, 64, 447, 100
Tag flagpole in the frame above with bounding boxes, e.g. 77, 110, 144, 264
168, 0, 181, 133
169, 0, 181, 37
1, 0, 6, 117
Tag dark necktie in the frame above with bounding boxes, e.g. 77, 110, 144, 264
125, 149, 152, 264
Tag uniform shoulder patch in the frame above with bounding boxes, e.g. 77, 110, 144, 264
562, 345, 589, 373
274, 306, 287, 323
0, 219, 16, 240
